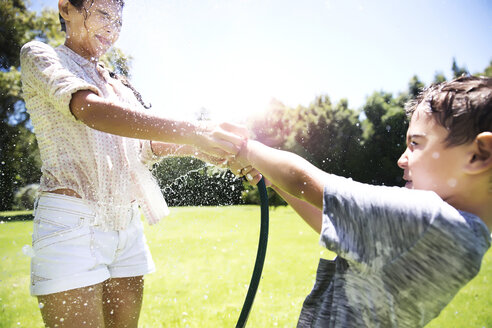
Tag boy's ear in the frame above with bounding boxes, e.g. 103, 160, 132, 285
59, 0, 71, 21
465, 132, 492, 174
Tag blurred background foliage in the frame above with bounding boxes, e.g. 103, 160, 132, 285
1, 0, 491, 210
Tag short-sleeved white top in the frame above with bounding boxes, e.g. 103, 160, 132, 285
20, 40, 169, 230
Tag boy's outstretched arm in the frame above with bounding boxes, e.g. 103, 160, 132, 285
236, 140, 328, 210
227, 158, 322, 233
270, 184, 322, 233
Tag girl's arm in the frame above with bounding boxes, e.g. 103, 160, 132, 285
150, 141, 226, 166
150, 142, 196, 157
70, 90, 241, 157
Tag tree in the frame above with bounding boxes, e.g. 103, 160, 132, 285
0, 1, 51, 210
0, 0, 36, 69
291, 96, 364, 180
451, 58, 469, 78
433, 72, 447, 84
359, 91, 407, 186
0, 125, 42, 210
408, 75, 425, 99
477, 60, 492, 78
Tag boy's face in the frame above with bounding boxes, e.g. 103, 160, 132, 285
398, 104, 471, 202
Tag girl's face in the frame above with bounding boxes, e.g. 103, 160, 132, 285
64, 0, 123, 59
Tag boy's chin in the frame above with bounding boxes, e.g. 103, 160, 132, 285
404, 181, 413, 189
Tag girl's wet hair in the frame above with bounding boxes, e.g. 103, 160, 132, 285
108, 70, 151, 109
59, 0, 124, 32
59, 0, 150, 109
405, 75, 492, 147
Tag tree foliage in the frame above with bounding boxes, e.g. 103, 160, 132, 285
452, 58, 469, 78
360, 91, 408, 185
477, 60, 492, 78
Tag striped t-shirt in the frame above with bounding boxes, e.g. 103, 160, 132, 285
298, 175, 490, 328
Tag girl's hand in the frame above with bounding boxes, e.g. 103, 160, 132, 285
192, 150, 228, 168
219, 122, 250, 140
196, 122, 247, 158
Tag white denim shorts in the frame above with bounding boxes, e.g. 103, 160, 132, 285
29, 193, 155, 296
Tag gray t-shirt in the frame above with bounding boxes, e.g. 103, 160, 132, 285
297, 175, 491, 328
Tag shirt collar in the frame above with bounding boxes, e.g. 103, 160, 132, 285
58, 44, 99, 69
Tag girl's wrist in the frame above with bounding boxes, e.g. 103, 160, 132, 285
179, 144, 197, 156
184, 123, 206, 149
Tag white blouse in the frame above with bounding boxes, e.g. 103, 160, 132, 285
20, 40, 169, 230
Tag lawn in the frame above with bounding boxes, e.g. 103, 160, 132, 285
0, 206, 491, 327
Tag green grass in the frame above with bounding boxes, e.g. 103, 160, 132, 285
1, 206, 491, 327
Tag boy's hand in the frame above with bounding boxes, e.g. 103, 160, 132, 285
219, 122, 250, 140
242, 167, 263, 186
228, 158, 263, 186
261, 176, 273, 188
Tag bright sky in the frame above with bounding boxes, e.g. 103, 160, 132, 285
31, 0, 492, 122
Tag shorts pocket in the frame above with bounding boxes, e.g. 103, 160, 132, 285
33, 214, 89, 251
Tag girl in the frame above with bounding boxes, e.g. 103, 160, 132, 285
20, 0, 242, 326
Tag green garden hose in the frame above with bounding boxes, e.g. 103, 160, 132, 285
235, 177, 269, 328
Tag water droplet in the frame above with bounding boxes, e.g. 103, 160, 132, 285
447, 178, 457, 187
22, 245, 35, 257
432, 152, 440, 159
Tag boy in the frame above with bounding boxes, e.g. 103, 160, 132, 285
226, 76, 492, 327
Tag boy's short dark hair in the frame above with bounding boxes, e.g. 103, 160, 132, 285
405, 76, 492, 147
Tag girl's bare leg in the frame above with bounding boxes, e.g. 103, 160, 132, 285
37, 283, 104, 327
102, 276, 144, 328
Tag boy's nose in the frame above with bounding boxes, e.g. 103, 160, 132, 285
397, 148, 409, 169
